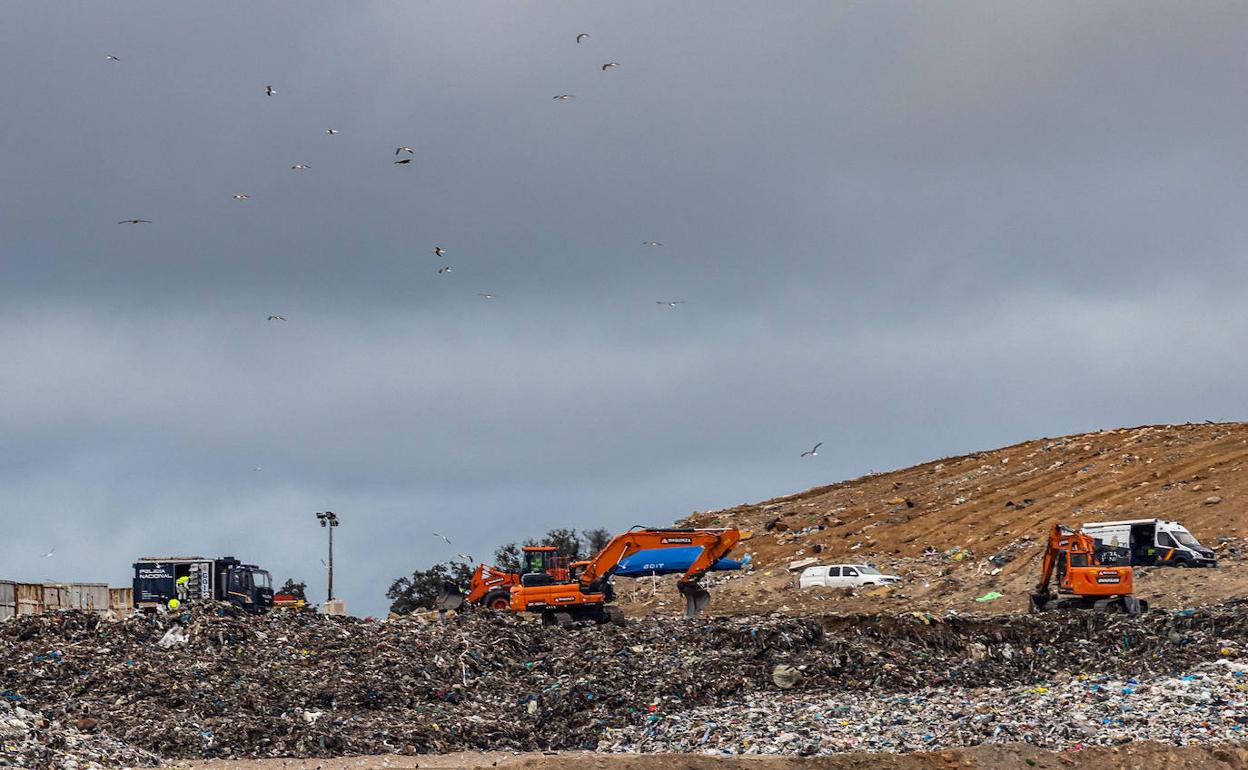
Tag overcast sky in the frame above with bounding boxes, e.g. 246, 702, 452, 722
3, 2, 1247, 616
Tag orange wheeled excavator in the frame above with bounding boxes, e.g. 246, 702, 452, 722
461, 546, 573, 610
510, 526, 741, 626
436, 546, 579, 611
1030, 523, 1147, 615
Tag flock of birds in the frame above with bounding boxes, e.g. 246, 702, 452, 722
79, 31, 826, 567
106, 37, 686, 312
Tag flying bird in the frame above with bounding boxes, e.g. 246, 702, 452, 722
656, 300, 686, 307
553, 94, 575, 100
576, 33, 590, 43
265, 85, 276, 96
601, 62, 619, 71
477, 293, 495, 299
39, 546, 55, 559
291, 164, 310, 171
105, 54, 121, 61
394, 158, 412, 165
433, 532, 452, 545
432, 246, 446, 257
643, 241, 662, 247
267, 315, 286, 321
437, 266, 452, 274
232, 194, 250, 201
800, 442, 823, 458
325, 128, 339, 135
395, 146, 414, 155
456, 553, 473, 563
252, 466, 263, 472
117, 219, 151, 224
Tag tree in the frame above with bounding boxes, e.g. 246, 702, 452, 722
541, 528, 584, 560
493, 527, 612, 570
386, 562, 473, 615
278, 578, 307, 601
493, 542, 522, 572
582, 528, 612, 556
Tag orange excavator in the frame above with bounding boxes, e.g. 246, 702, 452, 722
510, 526, 741, 627
1030, 523, 1147, 615
461, 546, 573, 610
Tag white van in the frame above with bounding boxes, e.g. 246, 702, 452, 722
798, 564, 901, 589
1082, 519, 1216, 568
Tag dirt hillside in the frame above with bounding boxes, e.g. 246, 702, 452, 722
622, 422, 1248, 616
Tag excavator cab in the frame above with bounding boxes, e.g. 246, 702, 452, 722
519, 546, 561, 587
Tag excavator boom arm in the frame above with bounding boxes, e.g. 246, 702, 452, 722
578, 527, 741, 587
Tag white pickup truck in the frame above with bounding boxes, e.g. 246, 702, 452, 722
798, 564, 901, 589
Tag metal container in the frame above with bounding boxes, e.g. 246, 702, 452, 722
0, 581, 15, 621
16, 583, 43, 615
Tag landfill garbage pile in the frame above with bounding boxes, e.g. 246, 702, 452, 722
4, 603, 1248, 760
602, 659, 1248, 755
0, 699, 160, 769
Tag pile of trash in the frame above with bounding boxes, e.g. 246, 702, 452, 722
0, 699, 159, 769
4, 603, 1248, 760
603, 659, 1248, 754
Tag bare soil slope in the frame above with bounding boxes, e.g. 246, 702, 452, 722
624, 422, 1248, 616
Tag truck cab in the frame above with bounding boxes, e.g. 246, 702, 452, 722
1082, 519, 1216, 568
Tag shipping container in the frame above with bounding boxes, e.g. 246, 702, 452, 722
0, 581, 14, 621
16, 583, 42, 615
0, 581, 133, 618
110, 587, 134, 617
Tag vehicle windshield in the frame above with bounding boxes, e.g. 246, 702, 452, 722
858, 565, 881, 575
1173, 531, 1201, 547
252, 570, 272, 589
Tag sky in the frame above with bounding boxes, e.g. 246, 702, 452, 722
3, 1, 1247, 616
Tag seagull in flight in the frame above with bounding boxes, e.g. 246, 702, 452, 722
105, 54, 121, 61
456, 553, 473, 563
433, 532, 452, 545
643, 241, 662, 247
325, 128, 339, 135
265, 85, 276, 96
656, 300, 686, 307
291, 164, 310, 171
477, 293, 496, 300
553, 94, 575, 100
232, 194, 250, 201
576, 33, 590, 44
800, 442, 822, 458
252, 466, 263, 472
437, 266, 452, 274
267, 315, 286, 321
118, 219, 151, 225
601, 62, 619, 71
39, 546, 55, 559
433, 246, 446, 257
395, 146, 414, 155
394, 158, 412, 165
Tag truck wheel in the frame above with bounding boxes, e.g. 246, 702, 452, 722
481, 589, 512, 611
1174, 560, 1189, 568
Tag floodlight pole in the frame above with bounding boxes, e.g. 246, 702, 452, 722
316, 511, 340, 601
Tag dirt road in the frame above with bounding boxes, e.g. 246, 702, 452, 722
185, 743, 1248, 770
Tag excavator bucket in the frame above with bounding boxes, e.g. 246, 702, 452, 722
678, 580, 711, 618
435, 580, 465, 612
